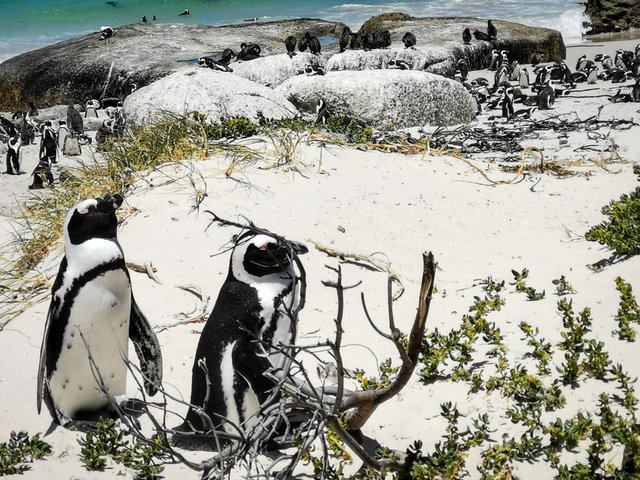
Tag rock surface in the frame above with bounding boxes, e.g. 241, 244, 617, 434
231, 52, 324, 87
0, 15, 566, 112
0, 19, 344, 111
350, 14, 566, 75
584, 0, 640, 34
276, 69, 476, 129
123, 68, 296, 125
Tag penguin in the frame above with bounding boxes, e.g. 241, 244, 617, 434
285, 36, 297, 58
537, 82, 555, 110
402, 31, 416, 49
487, 19, 497, 40
98, 26, 116, 43
509, 60, 521, 82
175, 231, 307, 443
576, 54, 587, 71
5, 135, 21, 174
315, 99, 329, 124
298, 34, 308, 52
67, 104, 84, 135
219, 48, 235, 65
142, 15, 147, 23
179, 8, 190, 16
462, 27, 472, 45
473, 29, 492, 41
305, 65, 325, 76
586, 65, 599, 84
632, 79, 640, 102
305, 32, 321, 55
339, 26, 351, 53
388, 59, 412, 70
601, 54, 613, 70
37, 195, 163, 427
501, 87, 515, 121
458, 59, 469, 82
363, 32, 376, 51
198, 56, 232, 73
488, 50, 500, 70
349, 32, 363, 50
374, 30, 391, 49
238, 42, 261, 61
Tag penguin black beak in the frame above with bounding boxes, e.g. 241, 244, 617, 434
290, 241, 308, 255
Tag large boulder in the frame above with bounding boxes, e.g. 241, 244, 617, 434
326, 47, 454, 75
123, 68, 296, 126
231, 52, 324, 87
351, 14, 566, 75
584, 0, 640, 34
0, 19, 345, 111
276, 70, 476, 129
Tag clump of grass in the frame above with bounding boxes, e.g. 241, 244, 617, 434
0, 114, 209, 325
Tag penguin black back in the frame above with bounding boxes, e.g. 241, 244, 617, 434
339, 26, 351, 53
177, 231, 307, 441
403, 31, 417, 48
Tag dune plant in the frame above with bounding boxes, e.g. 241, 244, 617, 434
586, 164, 640, 256
0, 431, 52, 475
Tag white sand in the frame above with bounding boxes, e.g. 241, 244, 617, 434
1, 38, 640, 478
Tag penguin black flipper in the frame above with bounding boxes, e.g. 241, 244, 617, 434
37, 257, 68, 423
129, 294, 163, 396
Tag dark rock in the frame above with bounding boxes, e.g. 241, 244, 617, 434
585, 0, 640, 34
0, 19, 345, 111
351, 14, 566, 75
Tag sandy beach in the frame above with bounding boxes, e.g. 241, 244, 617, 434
1, 32, 640, 479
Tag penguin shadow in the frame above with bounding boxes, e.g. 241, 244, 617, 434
588, 252, 634, 271
44, 398, 147, 435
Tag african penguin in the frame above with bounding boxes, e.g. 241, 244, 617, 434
462, 27, 472, 45
305, 32, 321, 55
238, 42, 261, 61
285, 35, 297, 58
99, 26, 116, 43
175, 231, 307, 444
487, 19, 497, 40
402, 31, 416, 49
37, 194, 162, 427
339, 26, 351, 53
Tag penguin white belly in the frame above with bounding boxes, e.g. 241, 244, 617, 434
49, 269, 131, 418
257, 281, 295, 369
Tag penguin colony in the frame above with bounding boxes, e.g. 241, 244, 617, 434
453, 21, 640, 120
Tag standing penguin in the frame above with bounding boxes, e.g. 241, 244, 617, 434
518, 67, 529, 88
339, 26, 352, 53
37, 194, 163, 427
462, 27, 472, 45
305, 32, 321, 55
175, 231, 307, 442
487, 19, 497, 40
285, 35, 297, 58
402, 31, 416, 49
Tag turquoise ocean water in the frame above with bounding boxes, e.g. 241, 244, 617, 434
0, 0, 587, 63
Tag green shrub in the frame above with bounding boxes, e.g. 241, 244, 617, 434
586, 165, 640, 255
0, 431, 52, 475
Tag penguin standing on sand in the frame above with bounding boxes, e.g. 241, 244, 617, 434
5, 135, 22, 175
37, 194, 163, 427
175, 231, 307, 441
501, 87, 515, 121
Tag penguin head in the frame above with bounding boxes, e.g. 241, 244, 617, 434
230, 232, 308, 282
64, 194, 123, 247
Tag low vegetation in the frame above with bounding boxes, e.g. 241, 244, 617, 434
586, 164, 640, 256
0, 431, 52, 475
